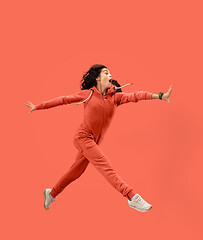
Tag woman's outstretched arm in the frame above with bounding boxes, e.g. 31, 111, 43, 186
115, 84, 173, 106
25, 89, 91, 113
115, 90, 153, 106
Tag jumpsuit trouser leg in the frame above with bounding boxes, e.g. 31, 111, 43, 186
73, 133, 135, 199
50, 133, 135, 200
50, 150, 89, 198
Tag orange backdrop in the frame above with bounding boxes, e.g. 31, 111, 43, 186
1, 0, 203, 240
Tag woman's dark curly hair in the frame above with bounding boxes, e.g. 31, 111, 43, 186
80, 64, 122, 92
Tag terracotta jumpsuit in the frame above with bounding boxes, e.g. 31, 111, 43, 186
35, 83, 153, 200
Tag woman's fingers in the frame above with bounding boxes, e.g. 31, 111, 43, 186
168, 84, 172, 94
25, 101, 35, 113
166, 85, 172, 103
25, 101, 34, 107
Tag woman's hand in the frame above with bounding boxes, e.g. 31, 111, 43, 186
24, 101, 36, 114
162, 84, 173, 104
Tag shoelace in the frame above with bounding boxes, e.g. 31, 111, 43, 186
135, 195, 145, 204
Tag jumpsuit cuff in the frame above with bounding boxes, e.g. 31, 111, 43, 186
126, 189, 136, 200
50, 188, 59, 198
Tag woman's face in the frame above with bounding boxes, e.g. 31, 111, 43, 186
96, 68, 112, 90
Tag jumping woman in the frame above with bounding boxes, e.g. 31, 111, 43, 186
25, 64, 172, 212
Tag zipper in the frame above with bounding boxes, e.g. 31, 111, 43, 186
98, 94, 105, 142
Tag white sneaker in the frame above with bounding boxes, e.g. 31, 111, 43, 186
128, 193, 152, 212
44, 188, 56, 210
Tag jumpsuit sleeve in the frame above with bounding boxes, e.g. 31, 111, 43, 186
35, 89, 91, 110
115, 91, 153, 107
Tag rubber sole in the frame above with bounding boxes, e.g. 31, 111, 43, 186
128, 201, 152, 212
44, 189, 49, 210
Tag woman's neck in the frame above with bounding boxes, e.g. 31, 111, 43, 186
96, 82, 106, 95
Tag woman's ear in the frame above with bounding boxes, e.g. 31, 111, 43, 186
96, 76, 100, 81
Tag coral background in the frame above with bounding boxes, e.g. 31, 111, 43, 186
1, 1, 202, 239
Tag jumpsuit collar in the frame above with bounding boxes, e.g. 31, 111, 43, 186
76, 82, 134, 105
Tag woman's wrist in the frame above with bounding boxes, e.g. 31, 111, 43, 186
152, 94, 159, 99
152, 93, 164, 100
